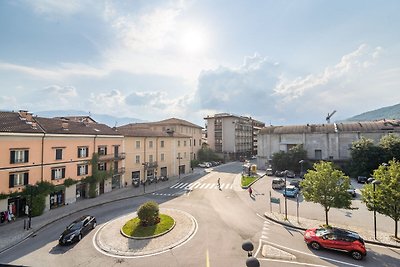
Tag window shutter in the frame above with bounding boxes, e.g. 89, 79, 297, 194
85, 165, 88, 175
9, 174, 14, 188
86, 148, 89, 157
77, 149, 80, 158
25, 150, 29, 163
62, 168, 65, 178
24, 173, 29, 185
77, 166, 80, 176
10, 151, 15, 164
51, 169, 55, 180
104, 163, 107, 171
105, 147, 107, 155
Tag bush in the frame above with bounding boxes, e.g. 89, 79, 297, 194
31, 194, 46, 217
137, 201, 160, 226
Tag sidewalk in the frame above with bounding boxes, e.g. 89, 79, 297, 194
0, 168, 206, 254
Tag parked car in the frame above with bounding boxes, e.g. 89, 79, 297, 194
282, 185, 299, 198
266, 168, 274, 176
275, 171, 285, 177
132, 177, 140, 187
304, 227, 366, 260
59, 215, 96, 245
286, 171, 295, 178
289, 179, 301, 190
357, 176, 368, 183
198, 163, 206, 168
272, 178, 285, 189
347, 185, 356, 197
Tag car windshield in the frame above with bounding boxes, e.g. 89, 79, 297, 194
67, 221, 83, 231
286, 187, 297, 191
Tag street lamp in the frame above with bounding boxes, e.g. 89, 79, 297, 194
367, 177, 381, 239
299, 160, 304, 178
242, 241, 260, 267
284, 170, 288, 220
142, 162, 148, 193
176, 156, 182, 179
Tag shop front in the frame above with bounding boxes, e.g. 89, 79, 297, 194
50, 190, 65, 209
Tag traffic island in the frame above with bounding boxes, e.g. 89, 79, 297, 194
94, 208, 198, 257
261, 245, 296, 260
121, 213, 176, 239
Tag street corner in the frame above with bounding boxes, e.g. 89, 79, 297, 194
261, 244, 296, 260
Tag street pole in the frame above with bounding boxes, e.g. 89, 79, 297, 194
284, 170, 288, 220
373, 182, 377, 240
296, 193, 299, 223
177, 156, 182, 180
28, 185, 33, 229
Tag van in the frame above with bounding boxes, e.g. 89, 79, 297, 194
266, 168, 274, 176
272, 178, 285, 189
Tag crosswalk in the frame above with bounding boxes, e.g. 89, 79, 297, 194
260, 220, 271, 241
169, 182, 233, 190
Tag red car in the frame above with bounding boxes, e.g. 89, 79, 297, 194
304, 227, 366, 260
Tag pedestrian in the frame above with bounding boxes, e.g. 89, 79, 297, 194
217, 178, 221, 190
248, 186, 253, 197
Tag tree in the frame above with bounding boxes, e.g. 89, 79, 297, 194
361, 159, 400, 238
137, 201, 160, 226
300, 161, 352, 226
271, 144, 308, 172
349, 137, 383, 177
197, 147, 221, 162
379, 133, 400, 163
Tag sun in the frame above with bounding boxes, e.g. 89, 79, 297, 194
180, 27, 208, 54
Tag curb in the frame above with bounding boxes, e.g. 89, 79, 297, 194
241, 174, 266, 189
0, 171, 206, 255
263, 213, 400, 249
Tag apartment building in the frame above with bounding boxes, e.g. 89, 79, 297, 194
204, 113, 265, 161
0, 111, 124, 218
116, 124, 191, 185
257, 120, 400, 170
127, 118, 203, 160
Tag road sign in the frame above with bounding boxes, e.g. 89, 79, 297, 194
271, 197, 280, 204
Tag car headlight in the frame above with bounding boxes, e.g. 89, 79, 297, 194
304, 232, 311, 239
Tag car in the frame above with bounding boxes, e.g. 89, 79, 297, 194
266, 168, 274, 176
251, 155, 257, 159
347, 185, 356, 197
275, 171, 285, 177
272, 178, 285, 189
286, 170, 295, 178
59, 215, 97, 245
289, 179, 301, 190
357, 176, 368, 183
282, 185, 299, 198
304, 227, 366, 260
198, 163, 206, 168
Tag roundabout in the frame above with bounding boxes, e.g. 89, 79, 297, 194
93, 208, 198, 257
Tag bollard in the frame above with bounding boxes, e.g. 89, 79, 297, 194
24, 219, 26, 230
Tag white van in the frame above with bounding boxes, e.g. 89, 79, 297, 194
272, 178, 285, 189
266, 168, 274, 176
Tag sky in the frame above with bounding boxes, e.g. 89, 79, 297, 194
0, 0, 399, 127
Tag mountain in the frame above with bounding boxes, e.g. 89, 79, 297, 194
34, 110, 144, 127
345, 103, 400, 122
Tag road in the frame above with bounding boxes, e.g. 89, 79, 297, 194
0, 162, 399, 266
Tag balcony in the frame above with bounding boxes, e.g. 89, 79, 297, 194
114, 167, 126, 175
98, 152, 126, 161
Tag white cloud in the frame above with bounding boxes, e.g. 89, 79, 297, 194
22, 0, 85, 16
88, 89, 125, 109
42, 85, 77, 97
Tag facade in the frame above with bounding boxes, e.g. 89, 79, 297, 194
123, 118, 203, 160
204, 113, 265, 160
257, 120, 400, 170
116, 124, 192, 185
0, 111, 124, 218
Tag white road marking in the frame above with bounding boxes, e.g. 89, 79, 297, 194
258, 258, 329, 267
170, 183, 181, 188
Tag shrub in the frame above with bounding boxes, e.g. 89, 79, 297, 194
31, 194, 46, 217
137, 201, 160, 226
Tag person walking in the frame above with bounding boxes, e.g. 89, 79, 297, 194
217, 178, 221, 190
248, 186, 253, 197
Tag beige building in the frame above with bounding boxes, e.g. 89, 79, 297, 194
0, 111, 124, 217
257, 120, 400, 170
116, 124, 192, 185
204, 113, 265, 160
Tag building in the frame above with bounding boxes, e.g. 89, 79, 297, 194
122, 118, 203, 160
0, 111, 124, 217
204, 113, 265, 161
116, 123, 192, 185
257, 120, 400, 170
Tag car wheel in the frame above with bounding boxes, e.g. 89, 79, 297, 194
350, 251, 363, 260
310, 242, 321, 250
78, 233, 82, 241
92, 222, 97, 229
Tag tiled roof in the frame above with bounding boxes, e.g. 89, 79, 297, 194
0, 111, 44, 133
35, 117, 121, 135
116, 124, 190, 138
259, 120, 400, 135
153, 118, 203, 129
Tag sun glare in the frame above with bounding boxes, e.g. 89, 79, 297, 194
180, 28, 208, 54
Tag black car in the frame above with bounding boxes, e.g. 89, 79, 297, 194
59, 215, 96, 245
289, 179, 301, 190
357, 176, 368, 183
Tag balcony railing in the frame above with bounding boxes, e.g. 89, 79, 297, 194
98, 152, 126, 161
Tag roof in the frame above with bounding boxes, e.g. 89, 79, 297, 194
259, 120, 400, 135
116, 124, 190, 138
0, 111, 44, 133
204, 113, 265, 125
152, 118, 203, 129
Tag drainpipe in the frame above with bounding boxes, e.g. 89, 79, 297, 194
41, 133, 45, 182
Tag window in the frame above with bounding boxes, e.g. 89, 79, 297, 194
199, 139, 201, 146
135, 155, 140, 164
10, 149, 29, 164
51, 167, 65, 180
315, 149, 322, 160
160, 140, 164, 148
149, 155, 153, 162
178, 140, 181, 147
136, 141, 140, 149
190, 139, 192, 146
55, 148, 63, 160
184, 140, 187, 146
9, 172, 28, 188
178, 152, 181, 158
132, 171, 140, 179
98, 162, 107, 171
194, 139, 196, 146
184, 152, 187, 158
77, 147, 89, 158
149, 140, 153, 148
77, 164, 88, 176
161, 153, 165, 161
98, 146, 107, 155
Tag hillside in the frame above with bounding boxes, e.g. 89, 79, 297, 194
345, 103, 400, 121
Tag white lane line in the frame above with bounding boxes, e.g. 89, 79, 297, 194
178, 183, 189, 189
258, 258, 329, 267
254, 239, 263, 258
199, 183, 207, 189
189, 182, 200, 189
203, 184, 212, 189
193, 183, 201, 189
170, 183, 182, 189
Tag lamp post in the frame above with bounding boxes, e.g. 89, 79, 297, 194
284, 170, 288, 220
142, 162, 148, 193
299, 160, 304, 178
367, 177, 381, 239
177, 156, 182, 180
242, 241, 260, 267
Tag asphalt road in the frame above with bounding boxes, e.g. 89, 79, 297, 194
0, 162, 399, 267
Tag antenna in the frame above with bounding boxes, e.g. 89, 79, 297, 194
326, 110, 337, 123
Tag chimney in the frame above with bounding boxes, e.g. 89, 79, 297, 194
61, 121, 69, 130
31, 122, 37, 129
